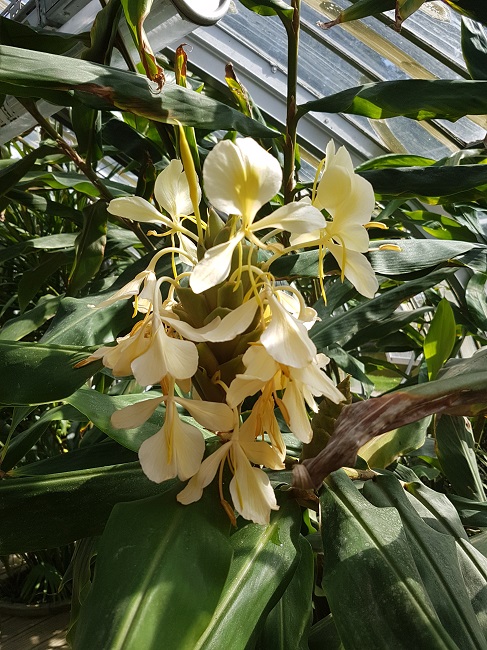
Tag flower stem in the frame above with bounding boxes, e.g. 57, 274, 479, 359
283, 0, 301, 205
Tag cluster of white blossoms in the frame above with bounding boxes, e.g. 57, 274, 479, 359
82, 136, 378, 524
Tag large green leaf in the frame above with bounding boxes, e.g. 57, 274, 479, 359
0, 341, 101, 405
0, 15, 88, 54
297, 80, 487, 122
462, 18, 487, 80
74, 484, 232, 650
436, 414, 486, 501
0, 232, 76, 264
195, 496, 302, 650
0, 463, 171, 553
466, 272, 487, 333
65, 388, 165, 451
424, 298, 456, 380
311, 267, 457, 349
363, 474, 487, 648
0, 295, 61, 341
256, 535, 314, 650
360, 165, 487, 203
18, 250, 73, 312
0, 45, 277, 137
68, 201, 108, 295
0, 142, 59, 197
294, 348, 487, 489
320, 471, 458, 649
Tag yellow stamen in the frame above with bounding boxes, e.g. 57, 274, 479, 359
178, 124, 204, 242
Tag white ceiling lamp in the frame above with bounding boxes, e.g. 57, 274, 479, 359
0, 0, 231, 144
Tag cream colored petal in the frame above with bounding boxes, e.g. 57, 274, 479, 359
203, 297, 259, 342
241, 345, 278, 381
131, 322, 198, 384
172, 415, 206, 481
289, 229, 321, 248
291, 362, 343, 404
333, 174, 375, 226
138, 425, 178, 483
282, 380, 313, 443
176, 397, 234, 432
107, 196, 172, 227
261, 293, 316, 368
240, 439, 285, 470
189, 232, 244, 294
327, 241, 378, 299
109, 323, 152, 377
203, 138, 281, 223
230, 445, 279, 525
96, 271, 149, 309
163, 315, 222, 343
110, 396, 164, 429
154, 159, 195, 218
226, 376, 267, 409
314, 165, 352, 213
137, 271, 159, 306
177, 442, 231, 504
253, 202, 326, 234
326, 222, 370, 253
178, 233, 197, 263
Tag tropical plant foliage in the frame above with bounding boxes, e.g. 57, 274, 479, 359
1, 0, 487, 648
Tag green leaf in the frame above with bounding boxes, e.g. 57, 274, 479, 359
68, 201, 108, 295
311, 267, 457, 349
0, 463, 172, 553
0, 15, 89, 54
74, 484, 233, 650
238, 0, 294, 19
0, 233, 77, 264
121, 0, 163, 86
308, 615, 343, 650
466, 272, 487, 333
318, 0, 394, 27
256, 535, 314, 650
0, 341, 101, 405
0, 142, 59, 198
41, 294, 133, 346
359, 417, 431, 469
462, 17, 487, 80
424, 298, 456, 380
397, 0, 427, 22
356, 153, 435, 171
297, 79, 487, 122
360, 164, 487, 202
0, 45, 277, 138
368, 240, 479, 275
1, 404, 82, 472
436, 415, 486, 501
18, 250, 73, 312
363, 474, 487, 649
0, 295, 61, 341
65, 388, 165, 451
320, 471, 458, 649
195, 496, 302, 650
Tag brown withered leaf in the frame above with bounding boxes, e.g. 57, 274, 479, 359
293, 359, 487, 490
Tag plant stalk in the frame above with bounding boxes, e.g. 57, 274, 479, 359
283, 0, 301, 205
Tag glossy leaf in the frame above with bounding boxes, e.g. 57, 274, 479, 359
0, 341, 101, 405
311, 267, 457, 349
298, 80, 487, 122
68, 201, 108, 295
466, 272, 487, 333
1, 404, 82, 472
0, 15, 88, 53
358, 417, 430, 469
0, 232, 77, 264
0, 45, 277, 138
317, 0, 393, 28
424, 298, 456, 380
320, 471, 457, 649
363, 474, 487, 649
0, 295, 61, 341
308, 615, 343, 650
462, 17, 487, 80
0, 463, 172, 553
195, 496, 302, 650
74, 484, 232, 650
65, 388, 165, 451
256, 536, 314, 650
436, 415, 486, 501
